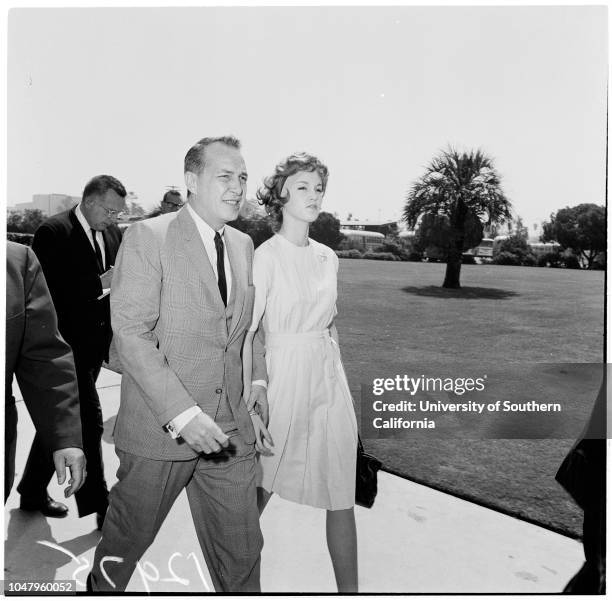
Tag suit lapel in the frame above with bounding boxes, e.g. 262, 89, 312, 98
177, 208, 227, 316
225, 228, 246, 344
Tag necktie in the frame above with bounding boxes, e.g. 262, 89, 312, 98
214, 232, 227, 307
91, 229, 104, 274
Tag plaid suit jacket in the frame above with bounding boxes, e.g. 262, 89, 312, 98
111, 208, 264, 460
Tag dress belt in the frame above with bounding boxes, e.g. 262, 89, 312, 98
266, 330, 338, 379
266, 330, 330, 346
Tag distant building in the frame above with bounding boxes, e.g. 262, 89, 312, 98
493, 234, 560, 259
12, 194, 80, 216
340, 219, 397, 235
339, 219, 397, 251
527, 222, 546, 245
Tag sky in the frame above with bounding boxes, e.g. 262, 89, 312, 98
7, 5, 608, 230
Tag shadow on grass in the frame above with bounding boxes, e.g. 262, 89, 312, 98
401, 285, 519, 300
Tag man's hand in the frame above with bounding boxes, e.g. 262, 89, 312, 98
53, 447, 86, 498
250, 413, 274, 455
248, 384, 269, 426
180, 412, 229, 454
100, 266, 114, 289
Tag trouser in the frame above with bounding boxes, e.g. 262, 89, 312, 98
5, 401, 18, 502
90, 434, 262, 593
563, 499, 606, 593
17, 360, 109, 516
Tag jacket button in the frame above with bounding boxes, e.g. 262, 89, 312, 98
215, 388, 222, 394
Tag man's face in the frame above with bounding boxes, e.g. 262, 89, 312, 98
185, 142, 247, 230
81, 189, 126, 231
161, 194, 184, 214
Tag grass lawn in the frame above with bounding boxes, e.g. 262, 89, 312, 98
106, 260, 605, 538
335, 260, 604, 538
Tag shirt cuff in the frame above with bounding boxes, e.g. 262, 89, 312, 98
251, 380, 267, 390
165, 406, 203, 439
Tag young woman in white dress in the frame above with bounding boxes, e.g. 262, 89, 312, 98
242, 153, 359, 592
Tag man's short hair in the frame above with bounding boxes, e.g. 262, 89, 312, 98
184, 136, 241, 177
82, 175, 127, 202
162, 190, 183, 205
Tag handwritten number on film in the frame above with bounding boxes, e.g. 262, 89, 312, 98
36, 540, 211, 591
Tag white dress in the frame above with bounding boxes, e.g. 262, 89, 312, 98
250, 233, 358, 510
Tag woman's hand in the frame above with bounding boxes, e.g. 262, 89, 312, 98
250, 412, 274, 455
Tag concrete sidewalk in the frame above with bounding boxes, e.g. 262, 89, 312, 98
4, 369, 584, 594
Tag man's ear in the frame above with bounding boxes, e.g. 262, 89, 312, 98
185, 171, 198, 197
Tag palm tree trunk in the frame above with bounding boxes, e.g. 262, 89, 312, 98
443, 243, 463, 288
443, 205, 466, 289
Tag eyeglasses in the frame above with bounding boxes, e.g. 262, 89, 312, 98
162, 200, 184, 208
99, 205, 127, 219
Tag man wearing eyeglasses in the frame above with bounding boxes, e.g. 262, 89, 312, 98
17, 175, 126, 528
160, 189, 184, 213
147, 189, 185, 217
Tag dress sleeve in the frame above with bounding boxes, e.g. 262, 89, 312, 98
249, 249, 269, 332
332, 249, 339, 320
332, 249, 339, 273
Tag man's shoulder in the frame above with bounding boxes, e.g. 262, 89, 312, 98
41, 209, 73, 229
121, 213, 177, 247
7, 240, 29, 261
6, 241, 32, 273
225, 225, 253, 248
34, 210, 75, 241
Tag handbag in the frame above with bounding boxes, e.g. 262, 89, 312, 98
355, 436, 382, 508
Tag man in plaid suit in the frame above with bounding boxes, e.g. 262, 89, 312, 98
89, 136, 267, 592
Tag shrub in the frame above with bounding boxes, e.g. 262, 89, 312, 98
230, 215, 274, 249
7, 232, 34, 246
537, 251, 562, 268
336, 249, 363, 259
462, 254, 476, 264
377, 241, 411, 261
591, 253, 606, 270
309, 212, 345, 249
362, 251, 399, 261
562, 252, 581, 270
493, 251, 521, 266
493, 234, 532, 265
522, 253, 537, 267
407, 250, 423, 262
7, 209, 46, 234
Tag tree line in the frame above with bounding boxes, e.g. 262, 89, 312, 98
8, 151, 605, 288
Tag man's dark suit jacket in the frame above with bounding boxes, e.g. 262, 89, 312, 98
32, 208, 123, 365
6, 242, 82, 496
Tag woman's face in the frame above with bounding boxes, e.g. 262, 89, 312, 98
281, 170, 324, 224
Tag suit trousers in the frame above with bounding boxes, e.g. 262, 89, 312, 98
90, 434, 262, 593
563, 498, 606, 593
5, 401, 18, 502
17, 360, 109, 516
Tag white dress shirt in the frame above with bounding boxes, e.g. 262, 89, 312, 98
185, 203, 232, 300
75, 203, 106, 269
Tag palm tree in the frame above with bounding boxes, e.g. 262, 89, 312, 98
404, 148, 512, 288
